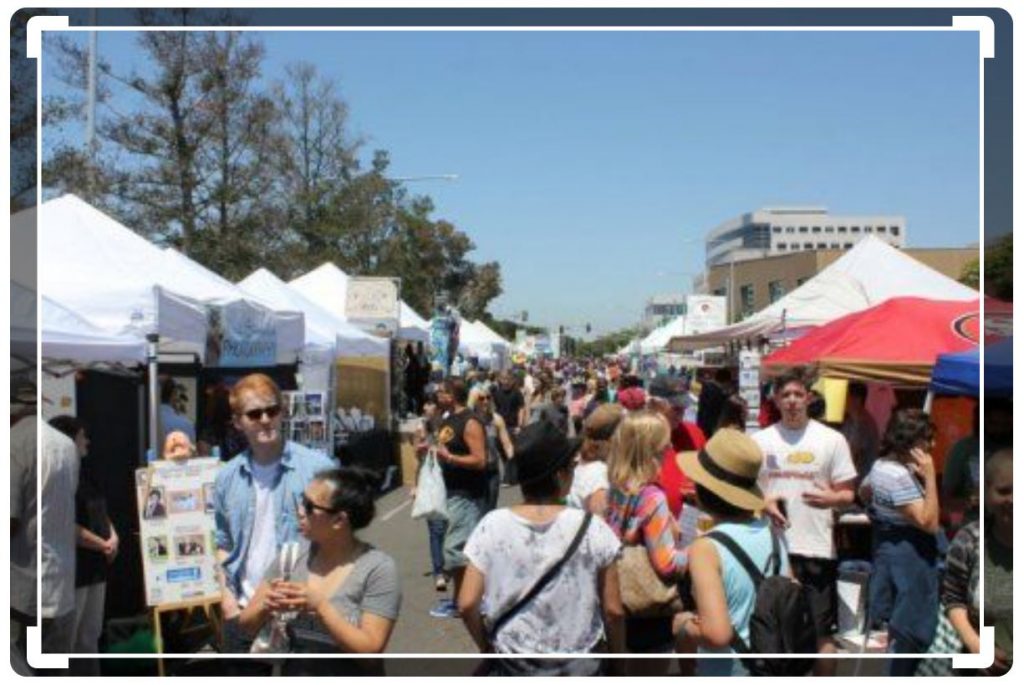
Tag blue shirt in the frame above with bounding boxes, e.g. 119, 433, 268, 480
698, 519, 791, 676
213, 441, 335, 598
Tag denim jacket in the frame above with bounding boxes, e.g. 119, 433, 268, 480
213, 441, 335, 599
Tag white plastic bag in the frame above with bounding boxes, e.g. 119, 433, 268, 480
411, 450, 448, 521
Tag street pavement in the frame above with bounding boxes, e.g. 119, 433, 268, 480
361, 481, 889, 675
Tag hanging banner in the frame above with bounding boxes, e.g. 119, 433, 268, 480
738, 350, 762, 431
684, 296, 727, 336
346, 277, 400, 336
430, 314, 459, 377
205, 303, 277, 367
136, 458, 222, 607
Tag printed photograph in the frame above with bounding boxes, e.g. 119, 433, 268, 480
174, 534, 207, 558
167, 489, 201, 515
141, 487, 168, 520
146, 535, 170, 561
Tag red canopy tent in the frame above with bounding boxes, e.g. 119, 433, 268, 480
762, 297, 987, 385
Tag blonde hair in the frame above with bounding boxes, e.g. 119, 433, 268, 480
607, 409, 669, 493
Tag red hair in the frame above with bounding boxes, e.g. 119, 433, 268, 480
228, 373, 283, 415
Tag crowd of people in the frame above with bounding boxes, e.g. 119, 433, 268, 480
12, 357, 1011, 677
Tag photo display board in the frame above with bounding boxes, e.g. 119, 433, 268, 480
136, 458, 222, 607
282, 390, 331, 452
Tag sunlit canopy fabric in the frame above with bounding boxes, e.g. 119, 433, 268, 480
762, 297, 981, 385
289, 262, 430, 343
668, 236, 979, 351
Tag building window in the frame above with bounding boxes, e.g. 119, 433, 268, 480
817, 243, 827, 249
799, 226, 808, 233
863, 226, 871, 233
838, 225, 847, 233
851, 226, 860, 233
768, 280, 786, 303
891, 226, 900, 236
786, 226, 795, 233
830, 243, 839, 249
803, 242, 813, 250
778, 244, 788, 251
844, 243, 853, 249
812, 226, 821, 233
712, 287, 727, 297
740, 284, 755, 318
791, 243, 800, 249
772, 226, 782, 233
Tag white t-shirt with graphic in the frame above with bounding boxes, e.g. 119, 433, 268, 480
240, 460, 282, 604
464, 508, 621, 655
753, 420, 857, 560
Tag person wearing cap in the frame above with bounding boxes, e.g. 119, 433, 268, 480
673, 428, 790, 676
458, 421, 625, 675
568, 403, 624, 515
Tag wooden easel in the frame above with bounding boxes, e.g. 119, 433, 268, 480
152, 597, 222, 677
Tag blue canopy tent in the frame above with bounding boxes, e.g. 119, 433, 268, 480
930, 336, 1013, 398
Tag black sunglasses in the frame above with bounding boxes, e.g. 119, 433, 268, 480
242, 404, 282, 421
300, 494, 342, 516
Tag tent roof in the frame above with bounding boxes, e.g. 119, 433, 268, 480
762, 296, 981, 385
669, 236, 979, 350
930, 336, 1012, 398
289, 262, 430, 342
639, 316, 687, 354
237, 268, 388, 358
13, 281, 147, 365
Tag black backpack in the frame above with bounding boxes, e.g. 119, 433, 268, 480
704, 529, 818, 677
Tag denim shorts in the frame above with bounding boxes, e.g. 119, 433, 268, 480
443, 494, 485, 572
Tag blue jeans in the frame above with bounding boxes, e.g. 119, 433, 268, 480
427, 518, 448, 576
868, 524, 939, 674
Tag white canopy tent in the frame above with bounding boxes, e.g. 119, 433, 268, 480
638, 316, 687, 355
289, 262, 431, 343
23, 194, 306, 364
453, 319, 510, 369
668, 236, 979, 351
237, 268, 389, 359
12, 281, 147, 366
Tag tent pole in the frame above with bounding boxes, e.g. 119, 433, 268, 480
147, 334, 160, 461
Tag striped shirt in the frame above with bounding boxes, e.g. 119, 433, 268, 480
606, 484, 688, 579
863, 458, 923, 527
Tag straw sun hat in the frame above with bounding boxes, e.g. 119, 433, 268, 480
678, 428, 765, 512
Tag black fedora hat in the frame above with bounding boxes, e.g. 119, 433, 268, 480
514, 420, 582, 485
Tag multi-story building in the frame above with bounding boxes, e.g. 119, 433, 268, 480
642, 293, 687, 332
700, 246, 977, 323
705, 206, 906, 268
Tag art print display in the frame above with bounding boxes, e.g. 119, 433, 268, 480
136, 458, 222, 606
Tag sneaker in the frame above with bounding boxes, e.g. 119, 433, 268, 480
429, 599, 459, 619
434, 574, 448, 592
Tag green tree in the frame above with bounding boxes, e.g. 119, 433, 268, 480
960, 234, 1011, 301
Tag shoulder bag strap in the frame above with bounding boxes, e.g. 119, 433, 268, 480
703, 529, 768, 655
488, 512, 593, 641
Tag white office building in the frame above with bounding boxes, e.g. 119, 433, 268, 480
704, 206, 906, 268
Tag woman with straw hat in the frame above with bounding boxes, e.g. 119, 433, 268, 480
674, 428, 791, 677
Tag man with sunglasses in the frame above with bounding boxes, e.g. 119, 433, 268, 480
212, 373, 334, 656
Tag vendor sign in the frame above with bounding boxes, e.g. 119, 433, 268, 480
346, 276, 400, 336
205, 303, 277, 367
136, 458, 222, 606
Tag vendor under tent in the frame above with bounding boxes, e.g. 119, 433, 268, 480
761, 296, 983, 385
668, 236, 979, 352
289, 262, 431, 343
930, 336, 1013, 398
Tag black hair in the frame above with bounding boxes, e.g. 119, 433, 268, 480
847, 381, 868, 402
773, 366, 813, 394
160, 377, 177, 404
715, 394, 748, 433
48, 415, 87, 442
695, 483, 752, 518
519, 464, 570, 501
444, 377, 470, 405
314, 467, 382, 531
714, 368, 733, 384
881, 408, 936, 460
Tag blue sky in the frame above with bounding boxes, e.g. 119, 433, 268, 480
43, 29, 980, 335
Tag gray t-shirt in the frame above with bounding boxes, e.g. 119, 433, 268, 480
262, 542, 401, 657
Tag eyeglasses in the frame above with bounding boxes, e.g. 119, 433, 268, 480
242, 404, 282, 422
300, 494, 342, 516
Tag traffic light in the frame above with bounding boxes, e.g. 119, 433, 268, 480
558, 325, 565, 335
586, 323, 591, 333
